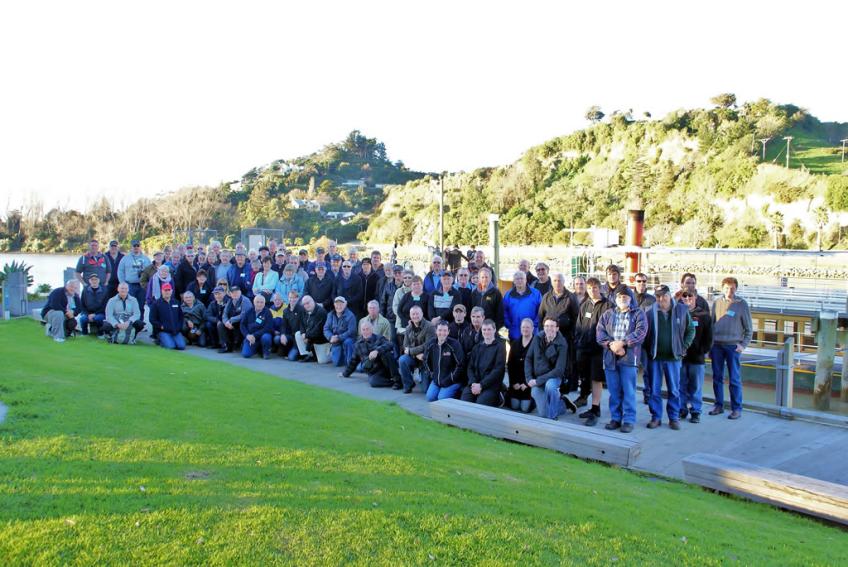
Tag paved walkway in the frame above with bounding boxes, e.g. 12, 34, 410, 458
0, 402, 6, 425
182, 347, 848, 486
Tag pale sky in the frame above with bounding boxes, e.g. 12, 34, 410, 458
1, 0, 845, 212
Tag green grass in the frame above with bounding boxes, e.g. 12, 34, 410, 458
761, 126, 848, 175
0, 319, 845, 565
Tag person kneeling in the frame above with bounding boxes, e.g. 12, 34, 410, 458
338, 321, 401, 388
241, 294, 274, 359
149, 283, 185, 350
423, 320, 465, 401
461, 319, 506, 407
525, 318, 569, 420
181, 291, 206, 347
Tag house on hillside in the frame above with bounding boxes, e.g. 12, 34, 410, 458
324, 211, 355, 223
290, 197, 321, 212
341, 178, 366, 187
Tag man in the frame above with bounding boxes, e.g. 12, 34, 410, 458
216, 250, 233, 283
595, 289, 648, 432
324, 296, 358, 367
370, 250, 385, 280
339, 321, 401, 388
600, 264, 635, 306
217, 286, 252, 353
328, 254, 343, 281
525, 318, 569, 419
360, 300, 391, 341
503, 271, 542, 341
572, 276, 587, 305
305, 261, 334, 312
241, 294, 274, 359
294, 295, 330, 363
459, 306, 484, 356
149, 282, 185, 350
426, 271, 463, 324
102, 282, 144, 343
538, 272, 579, 346
448, 304, 470, 341
42, 280, 81, 343
531, 263, 552, 296
422, 256, 444, 294
347, 246, 362, 273
453, 267, 474, 311
174, 248, 197, 299
471, 267, 504, 330
678, 272, 710, 314
710, 277, 752, 420
313, 246, 327, 272
572, 277, 611, 416
473, 250, 490, 273
379, 265, 404, 347
446, 245, 464, 272
517, 259, 538, 287
274, 289, 303, 360
361, 258, 381, 308
205, 286, 229, 349
645, 285, 695, 430
181, 291, 206, 347
397, 276, 430, 330
392, 270, 414, 347
460, 319, 506, 407
423, 320, 465, 401
398, 305, 435, 393
139, 251, 163, 290
633, 272, 656, 404
105, 240, 124, 297
680, 291, 713, 424
79, 273, 108, 336
334, 260, 365, 319
76, 239, 111, 288
227, 251, 252, 296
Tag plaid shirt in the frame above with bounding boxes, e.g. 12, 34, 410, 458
613, 309, 631, 342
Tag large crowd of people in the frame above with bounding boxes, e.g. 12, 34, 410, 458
41, 238, 754, 431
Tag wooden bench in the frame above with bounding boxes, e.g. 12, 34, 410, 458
429, 398, 642, 467
682, 453, 848, 525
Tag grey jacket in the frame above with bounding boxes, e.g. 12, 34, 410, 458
105, 294, 141, 326
646, 301, 695, 360
712, 295, 753, 348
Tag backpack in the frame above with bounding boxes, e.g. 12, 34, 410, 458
111, 326, 137, 345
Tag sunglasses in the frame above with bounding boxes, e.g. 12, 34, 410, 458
635, 279, 647, 283
342, 265, 352, 269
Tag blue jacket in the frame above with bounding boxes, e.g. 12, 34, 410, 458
502, 286, 542, 340
149, 296, 184, 335
596, 307, 648, 370
241, 306, 274, 338
422, 270, 443, 294
276, 275, 305, 302
323, 308, 358, 342
227, 262, 253, 295
42, 287, 81, 319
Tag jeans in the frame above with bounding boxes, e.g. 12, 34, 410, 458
242, 333, 272, 358
158, 332, 186, 350
710, 344, 743, 412
330, 337, 356, 367
426, 382, 461, 402
79, 313, 106, 335
639, 348, 651, 398
605, 363, 638, 425
399, 354, 427, 391
531, 378, 563, 419
129, 282, 146, 319
649, 359, 682, 422
680, 362, 705, 415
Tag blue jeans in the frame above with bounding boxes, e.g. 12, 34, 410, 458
710, 344, 743, 412
242, 333, 272, 358
649, 360, 682, 422
159, 332, 186, 350
426, 382, 461, 402
531, 378, 563, 419
79, 313, 106, 335
330, 337, 356, 367
639, 348, 651, 397
605, 363, 638, 425
129, 282, 146, 318
399, 354, 427, 391
680, 363, 705, 415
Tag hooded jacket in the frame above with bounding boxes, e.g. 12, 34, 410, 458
524, 331, 568, 387
502, 286, 542, 340
466, 338, 506, 390
423, 336, 465, 388
683, 304, 713, 365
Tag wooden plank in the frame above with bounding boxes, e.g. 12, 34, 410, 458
682, 453, 848, 525
429, 399, 641, 467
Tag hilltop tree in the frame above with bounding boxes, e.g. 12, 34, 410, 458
585, 106, 604, 124
710, 93, 737, 109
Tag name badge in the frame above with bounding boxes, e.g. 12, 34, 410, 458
727, 310, 736, 317
693, 321, 699, 327
256, 317, 263, 324
584, 312, 592, 318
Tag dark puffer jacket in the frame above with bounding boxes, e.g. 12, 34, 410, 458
524, 331, 568, 387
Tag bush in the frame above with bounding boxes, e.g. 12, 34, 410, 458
825, 175, 848, 211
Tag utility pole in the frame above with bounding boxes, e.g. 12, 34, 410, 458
783, 136, 793, 168
439, 175, 445, 255
759, 138, 771, 161
841, 138, 848, 163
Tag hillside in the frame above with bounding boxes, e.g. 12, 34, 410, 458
363, 97, 848, 250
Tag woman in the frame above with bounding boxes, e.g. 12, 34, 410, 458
276, 264, 305, 305
252, 256, 279, 301
507, 318, 535, 413
146, 264, 173, 306
187, 269, 213, 307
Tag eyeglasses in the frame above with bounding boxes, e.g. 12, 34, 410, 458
342, 265, 352, 269
635, 279, 647, 283
432, 261, 442, 264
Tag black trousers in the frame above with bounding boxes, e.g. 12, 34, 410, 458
460, 385, 501, 407
217, 321, 241, 350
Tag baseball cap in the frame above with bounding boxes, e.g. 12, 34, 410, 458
392, 264, 403, 273
88, 273, 100, 280
109, 240, 119, 246
315, 261, 327, 269
299, 249, 308, 255
131, 239, 141, 246
316, 247, 326, 254
213, 286, 226, 293
333, 296, 347, 304
654, 284, 671, 296
161, 283, 173, 292
331, 254, 342, 261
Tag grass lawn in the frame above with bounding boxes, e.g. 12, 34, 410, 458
0, 319, 845, 565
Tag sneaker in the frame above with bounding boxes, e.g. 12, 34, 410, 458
679, 408, 689, 420
728, 410, 742, 420
562, 396, 578, 413
669, 420, 681, 431
391, 382, 403, 390
604, 420, 621, 431
579, 409, 595, 419
708, 406, 724, 416
620, 423, 634, 433
574, 396, 588, 408
403, 387, 413, 394
689, 413, 700, 424
53, 337, 65, 343
647, 419, 661, 429
584, 414, 598, 427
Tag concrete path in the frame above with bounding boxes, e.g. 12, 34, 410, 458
182, 347, 848, 486
0, 402, 6, 425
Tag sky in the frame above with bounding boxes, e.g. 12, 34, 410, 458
1, 0, 845, 212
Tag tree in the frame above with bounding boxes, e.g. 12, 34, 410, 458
584, 106, 604, 124
825, 175, 848, 211
813, 205, 830, 250
710, 93, 737, 109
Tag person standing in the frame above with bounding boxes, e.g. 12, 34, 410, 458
679, 291, 713, 423
710, 277, 752, 420
502, 271, 542, 341
76, 239, 112, 288
105, 240, 124, 297
118, 240, 151, 319
633, 272, 656, 404
571, 278, 611, 415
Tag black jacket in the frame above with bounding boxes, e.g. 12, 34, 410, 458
174, 258, 197, 298
281, 303, 303, 337
574, 296, 611, 353
538, 289, 579, 340
467, 338, 506, 390
471, 285, 504, 329
333, 274, 364, 318
423, 337, 465, 388
186, 280, 213, 306
397, 291, 430, 328
458, 323, 482, 357
683, 305, 713, 365
42, 287, 81, 319
524, 331, 568, 387
343, 334, 395, 377
426, 288, 463, 322
379, 278, 401, 323
206, 299, 229, 325
363, 270, 382, 307
508, 337, 533, 399
305, 275, 335, 312
299, 305, 328, 343
80, 285, 108, 316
